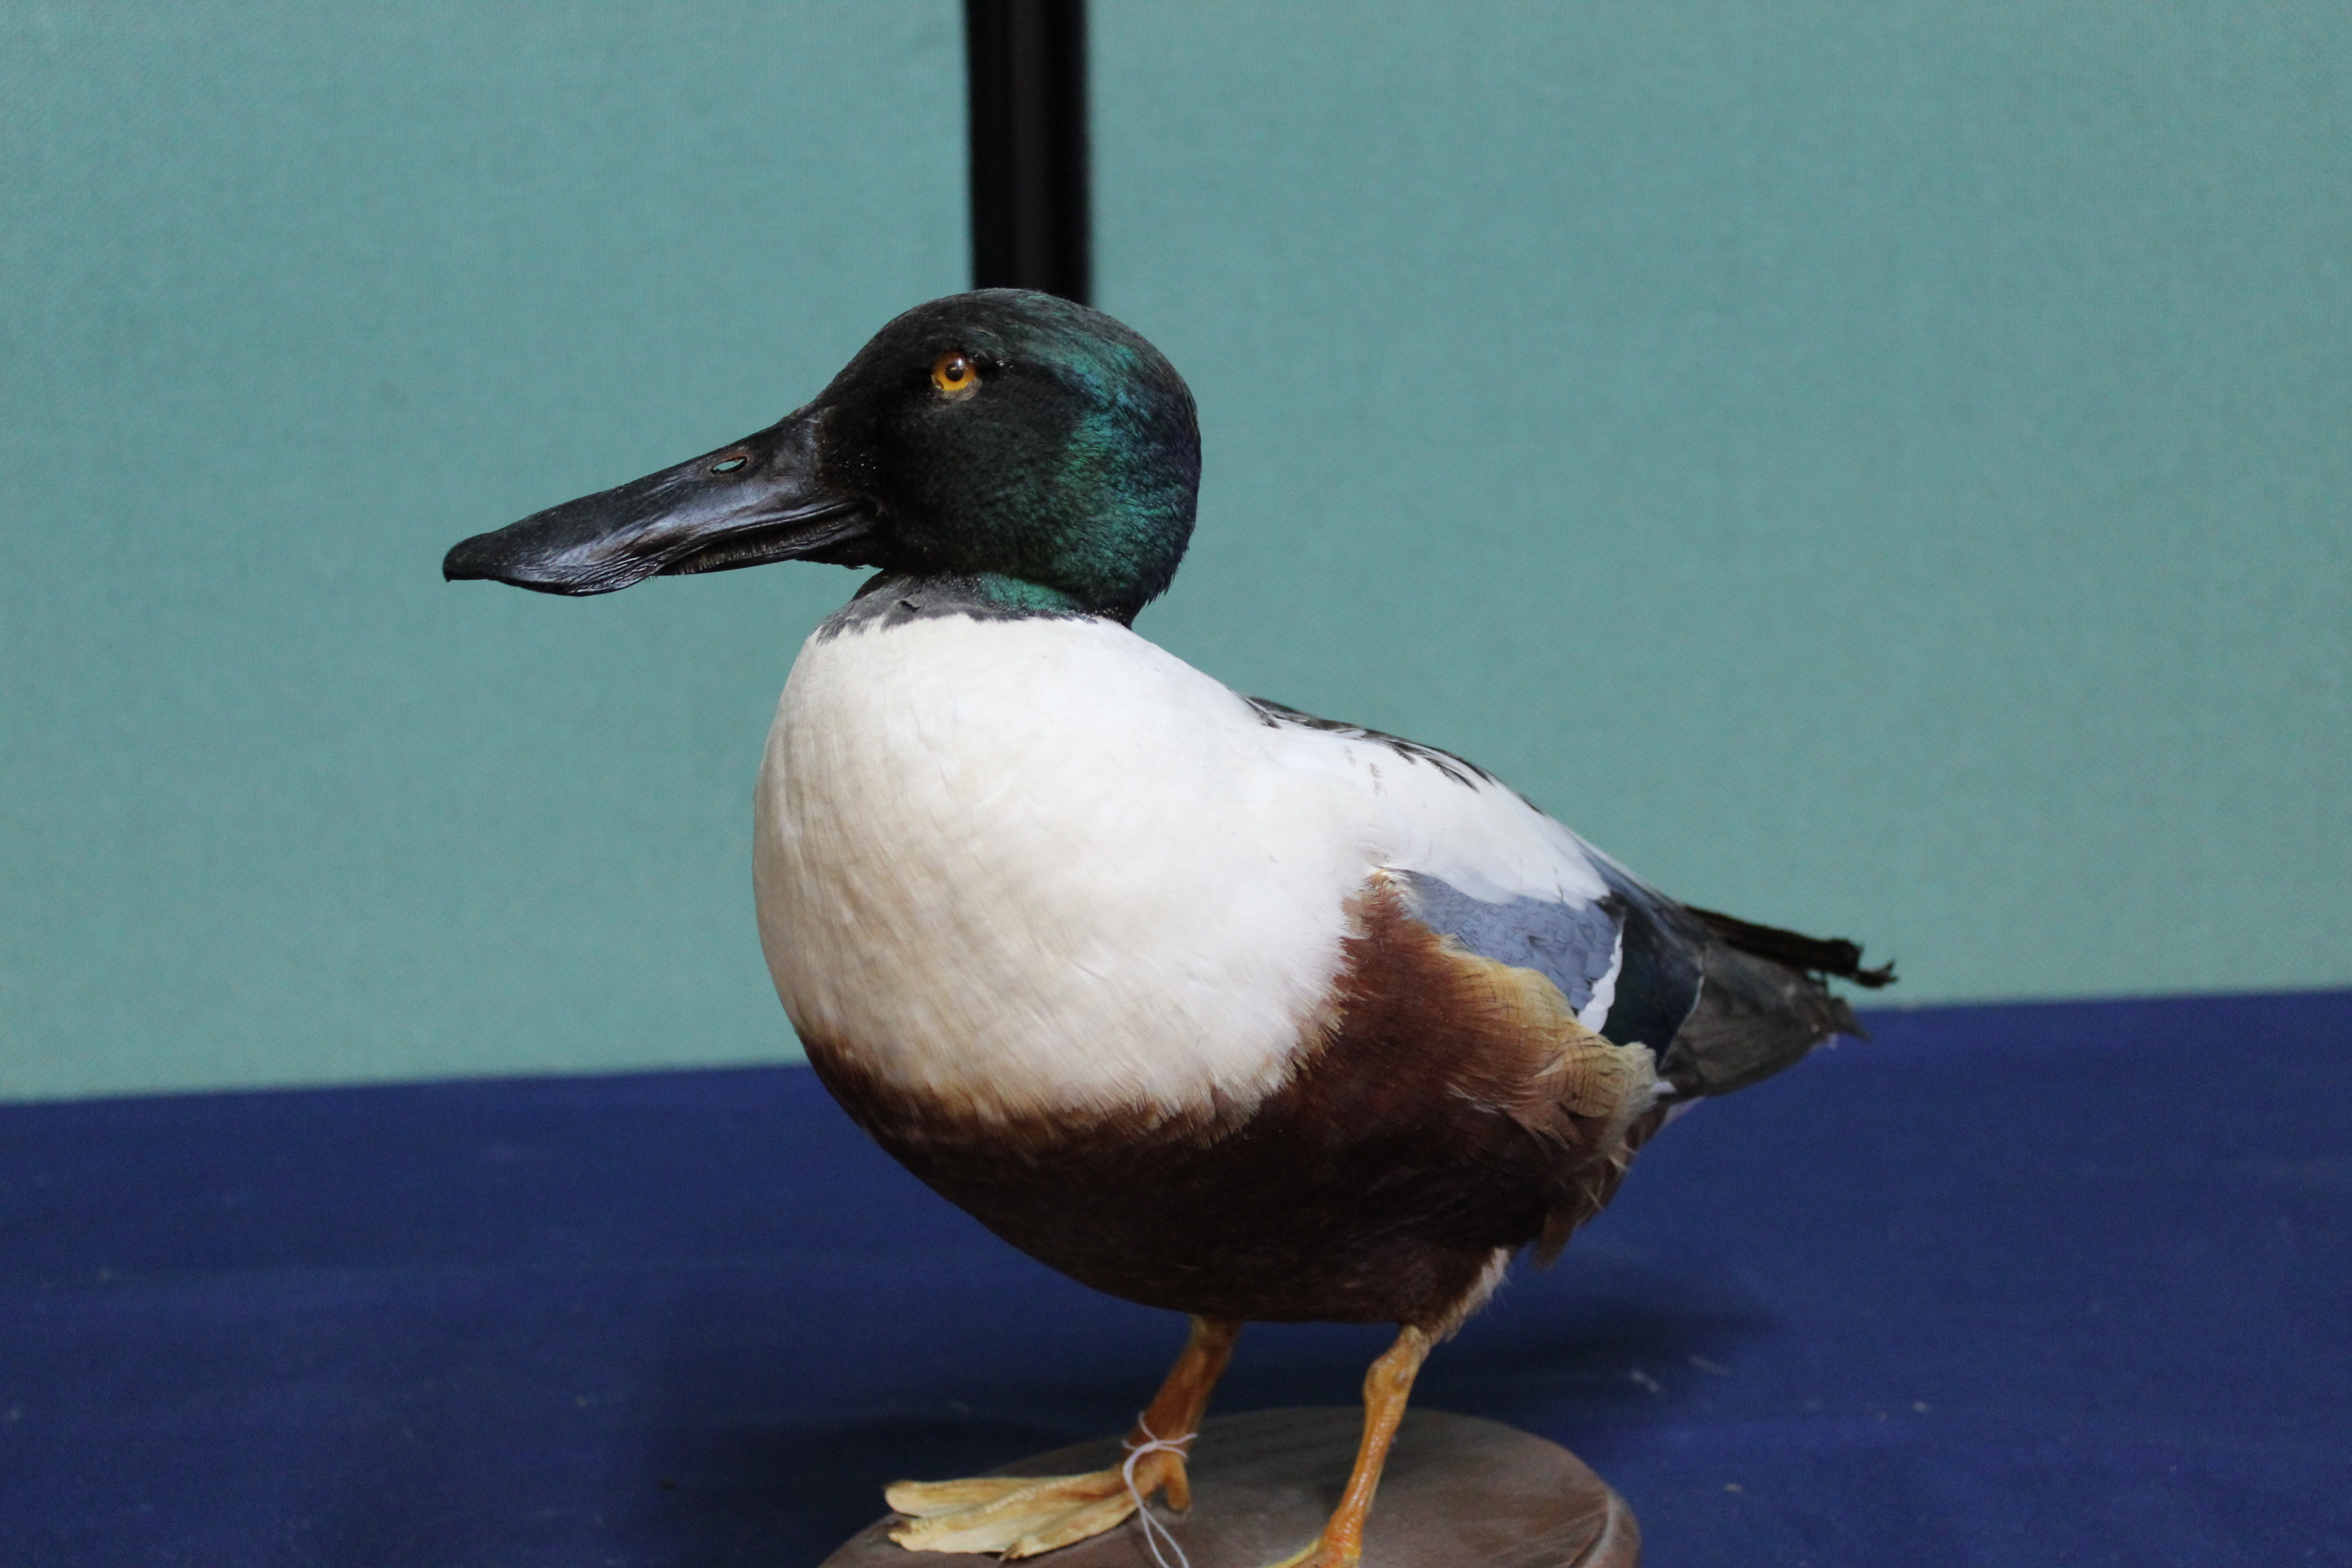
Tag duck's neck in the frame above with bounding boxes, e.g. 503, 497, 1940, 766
829, 570, 1121, 635
952, 572, 1091, 616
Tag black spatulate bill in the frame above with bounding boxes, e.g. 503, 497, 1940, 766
442, 409, 877, 597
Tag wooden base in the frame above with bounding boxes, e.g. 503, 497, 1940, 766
820, 1406, 1639, 1567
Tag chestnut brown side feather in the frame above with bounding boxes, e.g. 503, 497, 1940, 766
804, 876, 1661, 1329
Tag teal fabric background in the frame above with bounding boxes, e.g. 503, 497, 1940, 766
1100, 4, 2350, 1006
0, 2, 966, 1098
3, 3, 2346, 1100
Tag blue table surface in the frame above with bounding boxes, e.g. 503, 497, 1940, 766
3, 991, 2347, 1567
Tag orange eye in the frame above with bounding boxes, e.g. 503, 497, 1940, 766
931, 350, 980, 396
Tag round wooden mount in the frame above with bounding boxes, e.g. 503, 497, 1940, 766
820, 1406, 1640, 1568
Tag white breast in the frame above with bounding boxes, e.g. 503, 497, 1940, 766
752, 609, 1608, 1127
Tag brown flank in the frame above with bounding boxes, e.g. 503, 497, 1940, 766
804, 875, 1666, 1330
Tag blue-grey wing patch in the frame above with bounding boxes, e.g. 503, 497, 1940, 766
1395, 871, 1623, 1017
1396, 864, 1709, 1053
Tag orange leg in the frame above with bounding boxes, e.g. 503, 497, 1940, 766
1265, 1324, 1435, 1568
887, 1315, 1241, 1558
1132, 1313, 1243, 1511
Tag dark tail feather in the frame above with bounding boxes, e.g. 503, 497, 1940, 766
1654, 906, 1896, 1100
1684, 906, 1896, 988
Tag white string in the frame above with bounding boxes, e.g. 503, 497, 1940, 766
1121, 1413, 1194, 1568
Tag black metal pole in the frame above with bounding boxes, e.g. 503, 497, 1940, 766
964, 0, 1090, 304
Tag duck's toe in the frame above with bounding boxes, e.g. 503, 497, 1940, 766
887, 1450, 1183, 1557
1258, 1541, 1354, 1568
886, 1474, 1073, 1518
1002, 1486, 1153, 1558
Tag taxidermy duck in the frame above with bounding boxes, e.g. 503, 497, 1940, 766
445, 289, 1891, 1566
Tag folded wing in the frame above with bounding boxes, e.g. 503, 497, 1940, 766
1249, 697, 1889, 1101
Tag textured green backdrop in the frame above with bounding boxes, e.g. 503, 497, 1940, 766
3, 3, 2346, 1100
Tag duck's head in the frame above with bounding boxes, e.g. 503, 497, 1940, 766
444, 290, 1200, 622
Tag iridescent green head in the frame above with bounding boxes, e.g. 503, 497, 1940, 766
444, 290, 1201, 623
